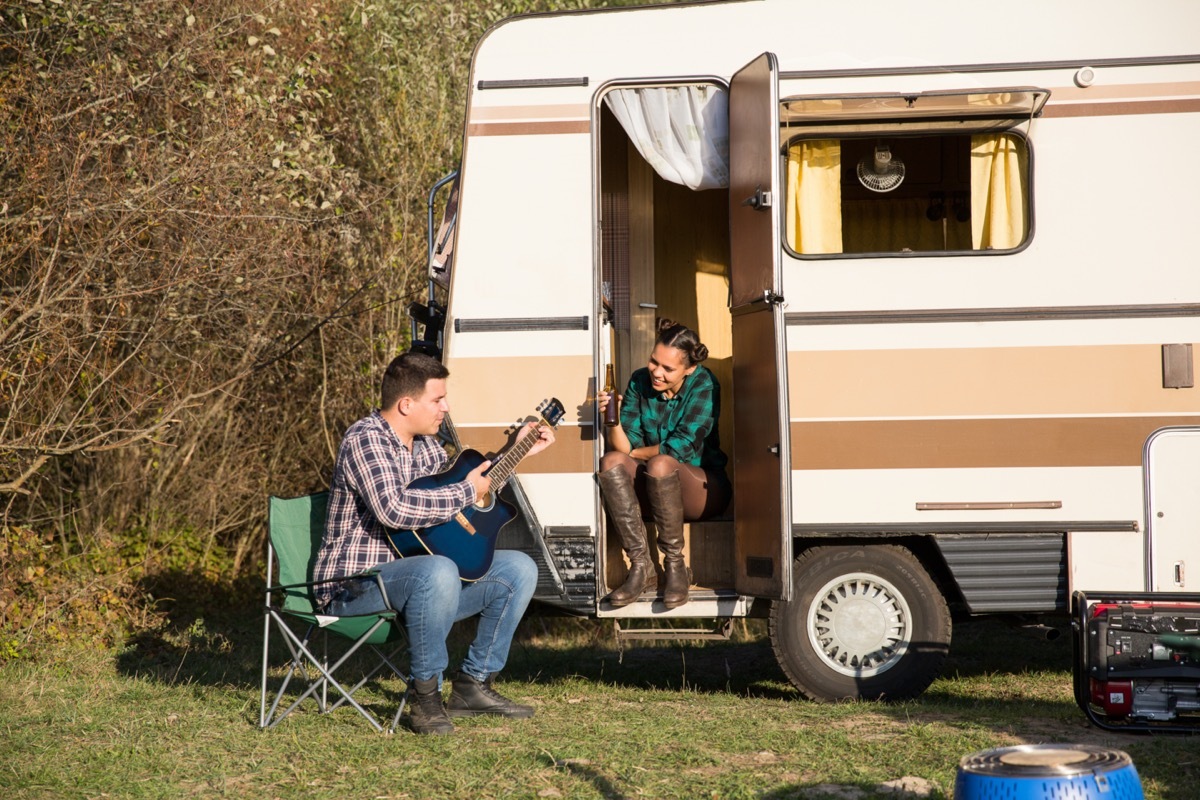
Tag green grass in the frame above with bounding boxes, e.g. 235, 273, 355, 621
2, 616, 1198, 799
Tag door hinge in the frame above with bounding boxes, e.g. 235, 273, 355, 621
768, 443, 780, 456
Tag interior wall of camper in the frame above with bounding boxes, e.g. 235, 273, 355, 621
599, 99, 735, 591
599, 102, 733, 449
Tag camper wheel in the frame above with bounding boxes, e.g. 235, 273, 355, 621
769, 544, 951, 702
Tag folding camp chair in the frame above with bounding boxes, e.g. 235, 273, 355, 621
260, 492, 410, 733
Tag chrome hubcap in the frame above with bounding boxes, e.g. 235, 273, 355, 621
807, 572, 912, 677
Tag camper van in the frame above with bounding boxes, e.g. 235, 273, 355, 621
409, 0, 1200, 706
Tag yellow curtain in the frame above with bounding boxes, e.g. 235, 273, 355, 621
786, 140, 842, 254
970, 134, 1028, 250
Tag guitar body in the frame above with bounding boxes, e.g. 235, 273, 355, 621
385, 448, 518, 582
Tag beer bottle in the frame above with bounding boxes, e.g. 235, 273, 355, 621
603, 364, 620, 427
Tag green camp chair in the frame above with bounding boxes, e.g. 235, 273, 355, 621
259, 492, 410, 733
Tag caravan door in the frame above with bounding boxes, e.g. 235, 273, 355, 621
729, 53, 792, 601
1146, 427, 1200, 591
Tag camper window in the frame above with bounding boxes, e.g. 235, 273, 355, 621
785, 132, 1030, 256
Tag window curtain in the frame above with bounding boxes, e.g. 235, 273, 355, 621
970, 134, 1028, 250
604, 85, 729, 191
786, 140, 842, 254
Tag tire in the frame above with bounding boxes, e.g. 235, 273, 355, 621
769, 544, 951, 702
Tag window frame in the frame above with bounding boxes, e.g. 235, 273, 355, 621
778, 87, 1045, 261
781, 127, 1036, 261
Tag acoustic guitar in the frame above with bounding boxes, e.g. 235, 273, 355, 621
386, 398, 566, 581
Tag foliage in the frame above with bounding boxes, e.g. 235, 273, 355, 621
0, 519, 248, 661
0, 0, 386, 549
0, 0, 652, 650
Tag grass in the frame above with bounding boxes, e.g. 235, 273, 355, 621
2, 614, 1198, 800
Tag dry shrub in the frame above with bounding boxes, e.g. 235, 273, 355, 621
0, 0, 401, 639
0, 0, 655, 651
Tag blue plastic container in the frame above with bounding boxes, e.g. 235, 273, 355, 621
955, 744, 1144, 800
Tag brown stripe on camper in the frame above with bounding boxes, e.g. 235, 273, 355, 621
1050, 81, 1200, 102
1042, 97, 1200, 118
788, 345, 1200, 419
790, 415, 1200, 470
467, 120, 590, 136
456, 424, 593, 474
443, 355, 593, 424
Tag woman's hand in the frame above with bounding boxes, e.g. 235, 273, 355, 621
597, 389, 622, 418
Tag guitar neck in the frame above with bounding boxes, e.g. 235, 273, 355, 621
486, 423, 544, 486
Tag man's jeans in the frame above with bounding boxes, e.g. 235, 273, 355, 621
326, 550, 537, 683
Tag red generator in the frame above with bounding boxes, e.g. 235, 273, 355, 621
1074, 590, 1200, 732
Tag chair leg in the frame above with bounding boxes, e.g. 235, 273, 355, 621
262, 617, 315, 727
390, 680, 413, 735
326, 644, 406, 714
260, 611, 272, 728
262, 609, 410, 734
263, 611, 389, 733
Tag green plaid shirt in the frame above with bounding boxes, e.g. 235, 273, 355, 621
620, 365, 728, 472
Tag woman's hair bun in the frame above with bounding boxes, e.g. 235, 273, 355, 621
655, 317, 708, 365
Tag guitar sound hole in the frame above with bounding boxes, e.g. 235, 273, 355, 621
476, 494, 495, 512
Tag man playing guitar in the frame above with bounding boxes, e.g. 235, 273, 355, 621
313, 351, 555, 735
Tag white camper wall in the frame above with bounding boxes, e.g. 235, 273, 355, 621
443, 0, 1200, 569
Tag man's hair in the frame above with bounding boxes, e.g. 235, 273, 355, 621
381, 351, 449, 410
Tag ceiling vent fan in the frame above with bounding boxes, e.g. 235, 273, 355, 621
857, 143, 905, 193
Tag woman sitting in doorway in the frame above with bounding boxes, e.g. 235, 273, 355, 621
597, 318, 731, 609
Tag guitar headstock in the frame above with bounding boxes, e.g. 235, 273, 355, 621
537, 397, 566, 429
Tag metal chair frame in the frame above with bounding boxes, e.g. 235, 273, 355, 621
260, 493, 411, 733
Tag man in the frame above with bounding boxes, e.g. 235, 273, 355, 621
313, 351, 555, 735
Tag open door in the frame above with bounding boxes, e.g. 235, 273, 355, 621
729, 53, 792, 600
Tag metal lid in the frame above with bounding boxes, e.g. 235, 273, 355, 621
958, 744, 1133, 777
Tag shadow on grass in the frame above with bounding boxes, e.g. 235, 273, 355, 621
116, 565, 1078, 697
113, 569, 1200, 797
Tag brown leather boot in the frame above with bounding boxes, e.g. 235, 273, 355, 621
407, 677, 454, 735
598, 467, 656, 607
646, 472, 690, 609
447, 672, 534, 719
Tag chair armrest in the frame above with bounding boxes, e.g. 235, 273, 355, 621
268, 568, 382, 594
269, 568, 398, 612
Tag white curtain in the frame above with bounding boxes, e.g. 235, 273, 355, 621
604, 85, 729, 191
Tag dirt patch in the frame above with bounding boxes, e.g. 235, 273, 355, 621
794, 777, 935, 799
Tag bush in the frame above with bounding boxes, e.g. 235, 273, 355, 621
0, 0, 659, 651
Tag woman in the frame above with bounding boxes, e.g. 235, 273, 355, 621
597, 319, 731, 609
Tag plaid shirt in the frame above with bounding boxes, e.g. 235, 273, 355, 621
312, 410, 475, 610
620, 365, 728, 472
